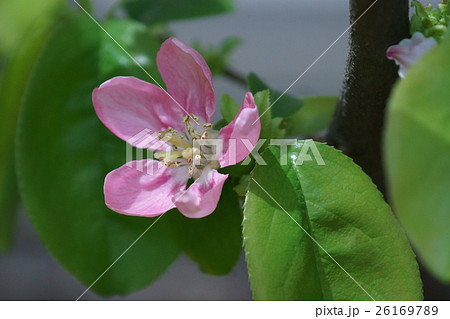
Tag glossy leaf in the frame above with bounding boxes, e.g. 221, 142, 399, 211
167, 180, 242, 275
384, 38, 450, 282
213, 118, 228, 131
253, 90, 273, 140
16, 16, 179, 296
123, 0, 234, 24
243, 142, 423, 300
247, 72, 303, 118
281, 96, 337, 137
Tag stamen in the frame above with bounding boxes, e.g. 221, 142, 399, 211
190, 114, 200, 122
157, 127, 178, 136
192, 148, 201, 156
167, 133, 191, 149
154, 150, 182, 162
154, 114, 220, 177
166, 161, 179, 168
193, 154, 202, 166
188, 165, 195, 176
182, 148, 193, 162
185, 119, 192, 133
156, 128, 190, 149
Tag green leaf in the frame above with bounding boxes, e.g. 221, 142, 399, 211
384, 38, 450, 283
213, 118, 228, 131
79, 0, 93, 14
410, 0, 449, 40
0, 15, 56, 252
0, 0, 62, 54
270, 118, 286, 139
253, 90, 272, 141
0, 160, 19, 252
247, 72, 303, 119
220, 94, 240, 123
281, 96, 337, 137
191, 37, 242, 75
243, 142, 423, 300
99, 19, 163, 82
16, 16, 179, 296
233, 174, 250, 196
167, 180, 242, 275
123, 0, 234, 24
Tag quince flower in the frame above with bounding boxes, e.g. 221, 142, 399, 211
386, 32, 437, 78
92, 38, 261, 218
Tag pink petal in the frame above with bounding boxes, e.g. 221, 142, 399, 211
217, 92, 261, 167
157, 38, 215, 123
104, 159, 188, 217
386, 32, 437, 78
174, 166, 228, 218
93, 76, 185, 148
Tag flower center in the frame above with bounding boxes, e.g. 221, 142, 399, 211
154, 114, 220, 179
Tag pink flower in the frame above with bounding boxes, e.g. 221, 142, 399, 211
386, 32, 437, 78
92, 38, 261, 218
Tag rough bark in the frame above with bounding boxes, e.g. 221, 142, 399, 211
326, 0, 409, 194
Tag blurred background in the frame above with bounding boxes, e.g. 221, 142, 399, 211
0, 0, 448, 300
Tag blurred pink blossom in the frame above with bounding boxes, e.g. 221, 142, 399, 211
386, 32, 437, 78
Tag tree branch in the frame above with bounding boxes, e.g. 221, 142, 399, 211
223, 67, 247, 88
326, 0, 409, 194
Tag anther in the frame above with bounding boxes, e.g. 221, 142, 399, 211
188, 165, 195, 176
190, 114, 200, 122
203, 123, 213, 130
194, 154, 202, 166
166, 161, 179, 168
154, 150, 182, 162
